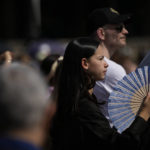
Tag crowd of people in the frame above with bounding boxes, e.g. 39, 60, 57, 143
0, 7, 150, 150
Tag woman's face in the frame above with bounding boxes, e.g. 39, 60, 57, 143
86, 45, 108, 81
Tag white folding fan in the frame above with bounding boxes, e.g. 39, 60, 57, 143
108, 66, 150, 133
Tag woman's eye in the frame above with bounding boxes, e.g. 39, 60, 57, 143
99, 56, 104, 60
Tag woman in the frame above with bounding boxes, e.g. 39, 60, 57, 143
51, 37, 150, 150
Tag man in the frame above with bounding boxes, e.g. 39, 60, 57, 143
88, 7, 131, 122
0, 63, 56, 150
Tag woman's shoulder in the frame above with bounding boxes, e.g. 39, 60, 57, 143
79, 94, 97, 106
78, 94, 104, 117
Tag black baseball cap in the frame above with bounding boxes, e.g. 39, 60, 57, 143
87, 7, 131, 33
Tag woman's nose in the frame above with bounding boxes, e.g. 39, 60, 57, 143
104, 60, 108, 68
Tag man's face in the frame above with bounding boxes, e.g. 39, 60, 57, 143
103, 24, 128, 50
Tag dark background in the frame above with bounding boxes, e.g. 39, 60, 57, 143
0, 0, 149, 39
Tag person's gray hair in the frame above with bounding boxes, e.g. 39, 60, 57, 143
0, 63, 50, 132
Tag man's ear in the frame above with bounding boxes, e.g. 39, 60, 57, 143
81, 58, 89, 70
97, 28, 105, 40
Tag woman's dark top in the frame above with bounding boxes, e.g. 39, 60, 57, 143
51, 94, 149, 150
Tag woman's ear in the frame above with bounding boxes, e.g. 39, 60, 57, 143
81, 58, 89, 70
97, 28, 105, 40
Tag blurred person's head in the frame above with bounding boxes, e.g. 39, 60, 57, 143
88, 7, 131, 56
14, 50, 32, 64
40, 54, 63, 87
0, 63, 56, 147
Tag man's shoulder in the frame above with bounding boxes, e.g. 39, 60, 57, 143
104, 57, 126, 78
94, 58, 126, 96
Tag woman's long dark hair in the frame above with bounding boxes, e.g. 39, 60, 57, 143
55, 37, 100, 119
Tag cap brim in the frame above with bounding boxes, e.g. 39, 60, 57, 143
110, 14, 132, 24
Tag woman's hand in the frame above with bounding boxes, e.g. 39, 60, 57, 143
139, 93, 150, 121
